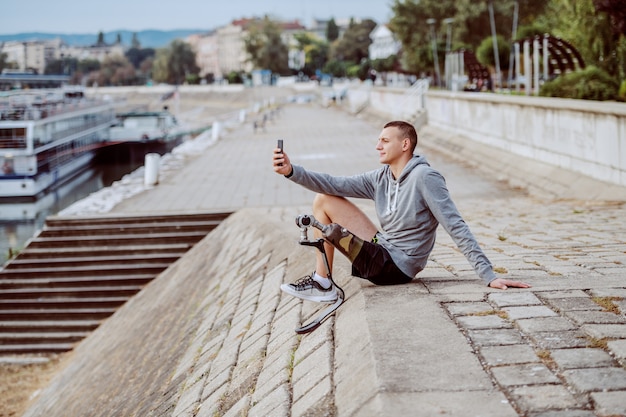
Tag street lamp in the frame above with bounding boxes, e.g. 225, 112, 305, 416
443, 18, 454, 53
488, 0, 502, 90
442, 18, 454, 89
426, 18, 441, 87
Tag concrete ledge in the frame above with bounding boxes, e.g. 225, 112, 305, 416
419, 125, 626, 201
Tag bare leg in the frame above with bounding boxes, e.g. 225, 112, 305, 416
312, 194, 378, 277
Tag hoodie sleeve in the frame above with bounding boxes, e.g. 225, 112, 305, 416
287, 164, 377, 199
419, 169, 497, 285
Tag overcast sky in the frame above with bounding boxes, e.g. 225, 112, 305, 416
1, 0, 393, 34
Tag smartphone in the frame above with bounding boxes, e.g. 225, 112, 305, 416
277, 139, 283, 166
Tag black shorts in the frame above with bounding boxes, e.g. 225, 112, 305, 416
351, 235, 413, 286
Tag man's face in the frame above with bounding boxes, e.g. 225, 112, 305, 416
376, 126, 406, 165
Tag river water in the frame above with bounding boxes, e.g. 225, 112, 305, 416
0, 160, 143, 265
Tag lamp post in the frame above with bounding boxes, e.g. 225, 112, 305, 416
443, 17, 454, 89
426, 18, 441, 87
443, 18, 454, 53
488, 0, 502, 90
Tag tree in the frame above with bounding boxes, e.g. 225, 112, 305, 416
326, 18, 339, 42
294, 32, 330, 76
44, 57, 78, 75
88, 55, 136, 86
152, 40, 199, 84
537, 0, 624, 79
593, 0, 626, 35
330, 18, 377, 65
125, 47, 155, 69
477, 35, 511, 71
0, 52, 17, 73
244, 18, 290, 75
77, 59, 100, 74
96, 31, 105, 46
389, 0, 548, 74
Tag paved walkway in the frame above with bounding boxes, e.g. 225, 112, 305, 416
23, 91, 626, 417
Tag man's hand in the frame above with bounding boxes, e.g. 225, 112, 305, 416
489, 278, 532, 290
273, 147, 292, 176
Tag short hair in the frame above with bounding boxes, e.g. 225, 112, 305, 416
384, 120, 418, 152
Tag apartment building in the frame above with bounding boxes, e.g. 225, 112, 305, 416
1, 39, 63, 74
1, 39, 125, 74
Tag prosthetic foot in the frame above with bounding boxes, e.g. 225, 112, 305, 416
292, 214, 364, 334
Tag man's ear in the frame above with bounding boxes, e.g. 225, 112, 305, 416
402, 138, 410, 151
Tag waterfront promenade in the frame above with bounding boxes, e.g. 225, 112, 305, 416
21, 88, 626, 416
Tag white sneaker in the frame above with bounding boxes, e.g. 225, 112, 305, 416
280, 273, 338, 303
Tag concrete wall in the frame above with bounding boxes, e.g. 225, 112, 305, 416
347, 86, 626, 188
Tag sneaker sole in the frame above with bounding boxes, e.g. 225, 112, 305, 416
280, 284, 338, 303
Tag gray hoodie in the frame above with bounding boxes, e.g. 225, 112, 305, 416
287, 154, 497, 285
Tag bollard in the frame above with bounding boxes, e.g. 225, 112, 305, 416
144, 153, 160, 186
239, 109, 246, 123
212, 121, 221, 141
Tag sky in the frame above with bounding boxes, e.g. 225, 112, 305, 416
0, 0, 393, 34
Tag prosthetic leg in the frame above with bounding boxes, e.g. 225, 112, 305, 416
293, 214, 365, 334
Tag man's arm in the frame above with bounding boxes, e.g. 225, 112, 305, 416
420, 170, 531, 289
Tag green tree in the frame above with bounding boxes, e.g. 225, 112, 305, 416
1, 52, 16, 73
324, 59, 348, 77
294, 32, 329, 76
326, 18, 339, 42
89, 55, 136, 86
152, 40, 199, 84
96, 31, 105, 46
77, 59, 100, 73
44, 57, 79, 75
244, 18, 290, 75
125, 47, 155, 69
330, 18, 377, 65
477, 35, 511, 71
389, 0, 548, 74
537, 0, 624, 79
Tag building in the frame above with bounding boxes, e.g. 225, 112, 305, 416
186, 32, 219, 79
368, 24, 401, 60
60, 42, 126, 63
1, 38, 126, 75
1, 39, 63, 74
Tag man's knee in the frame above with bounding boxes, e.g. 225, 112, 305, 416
313, 193, 343, 213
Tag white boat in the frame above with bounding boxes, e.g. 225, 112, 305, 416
106, 108, 190, 160
0, 87, 115, 198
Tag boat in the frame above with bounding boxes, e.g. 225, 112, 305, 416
104, 107, 191, 162
0, 87, 115, 198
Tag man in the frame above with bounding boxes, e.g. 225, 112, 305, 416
272, 120, 530, 303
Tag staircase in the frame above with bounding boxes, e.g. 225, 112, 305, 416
0, 212, 231, 354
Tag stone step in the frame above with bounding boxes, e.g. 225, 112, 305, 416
16, 243, 192, 259
0, 308, 117, 321
0, 297, 129, 310
5, 253, 185, 269
0, 275, 153, 289
0, 263, 170, 279
27, 231, 209, 248
44, 212, 231, 227
0, 320, 101, 333
39, 220, 221, 237
0, 331, 90, 345
0, 343, 76, 354
0, 285, 144, 298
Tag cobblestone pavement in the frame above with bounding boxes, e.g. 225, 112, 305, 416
22, 94, 626, 417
